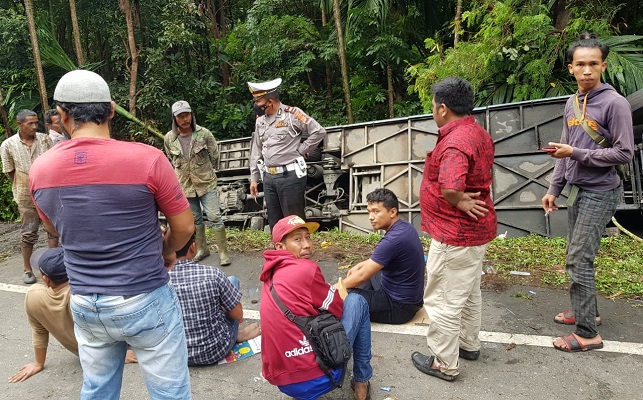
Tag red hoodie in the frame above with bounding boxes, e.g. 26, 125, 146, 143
259, 249, 343, 386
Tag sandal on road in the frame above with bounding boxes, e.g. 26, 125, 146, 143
554, 309, 602, 326
553, 333, 603, 353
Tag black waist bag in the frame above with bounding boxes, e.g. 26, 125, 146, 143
270, 277, 352, 388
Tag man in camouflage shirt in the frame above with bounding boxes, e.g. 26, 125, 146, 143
164, 101, 230, 265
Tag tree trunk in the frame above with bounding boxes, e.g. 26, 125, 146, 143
387, 64, 394, 118
0, 89, 12, 137
24, 0, 49, 111
552, 0, 571, 31
203, 0, 230, 86
69, 0, 84, 65
219, 0, 230, 86
206, 0, 220, 39
219, 0, 226, 36
119, 0, 139, 117
332, 0, 353, 123
454, 0, 463, 46
321, 7, 333, 103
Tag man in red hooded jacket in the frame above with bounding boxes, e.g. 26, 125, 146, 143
259, 215, 373, 400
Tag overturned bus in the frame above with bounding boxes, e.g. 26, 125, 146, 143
214, 90, 643, 238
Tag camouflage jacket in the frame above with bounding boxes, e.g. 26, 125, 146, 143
164, 125, 219, 197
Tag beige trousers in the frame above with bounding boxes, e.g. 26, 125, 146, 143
423, 239, 488, 376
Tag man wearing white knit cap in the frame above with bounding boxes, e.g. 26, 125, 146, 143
28, 70, 194, 400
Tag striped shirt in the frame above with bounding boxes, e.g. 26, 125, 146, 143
1, 132, 51, 207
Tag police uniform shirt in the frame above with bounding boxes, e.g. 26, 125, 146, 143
249, 103, 326, 182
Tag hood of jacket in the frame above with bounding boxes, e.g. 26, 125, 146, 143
260, 249, 302, 282
170, 109, 197, 139
577, 82, 615, 102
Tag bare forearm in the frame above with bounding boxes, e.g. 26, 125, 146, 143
342, 262, 370, 289
227, 303, 243, 322
34, 346, 47, 368
441, 188, 463, 206
42, 220, 59, 238
164, 209, 195, 253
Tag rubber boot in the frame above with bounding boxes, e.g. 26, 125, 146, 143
193, 224, 210, 262
213, 226, 231, 266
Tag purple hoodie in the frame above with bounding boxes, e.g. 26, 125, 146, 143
548, 83, 634, 196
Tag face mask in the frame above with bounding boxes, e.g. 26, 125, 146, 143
254, 102, 269, 116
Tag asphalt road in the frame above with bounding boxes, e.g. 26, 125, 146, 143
1, 228, 642, 400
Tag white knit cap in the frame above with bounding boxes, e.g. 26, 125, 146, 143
54, 70, 112, 103
172, 101, 192, 116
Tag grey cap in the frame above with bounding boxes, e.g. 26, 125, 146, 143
54, 70, 112, 103
172, 101, 192, 116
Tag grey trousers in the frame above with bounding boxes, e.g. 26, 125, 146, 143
566, 185, 621, 338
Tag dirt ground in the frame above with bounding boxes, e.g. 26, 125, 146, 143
0, 222, 26, 261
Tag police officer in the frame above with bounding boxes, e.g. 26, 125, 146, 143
248, 78, 326, 230
164, 101, 231, 265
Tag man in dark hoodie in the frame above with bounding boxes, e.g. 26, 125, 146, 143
259, 215, 372, 400
164, 101, 231, 266
542, 32, 634, 353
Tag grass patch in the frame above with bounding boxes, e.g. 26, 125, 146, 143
218, 228, 643, 299
486, 234, 643, 299
512, 292, 534, 300
222, 227, 382, 265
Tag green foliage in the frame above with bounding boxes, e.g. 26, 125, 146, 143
601, 35, 643, 96
0, 174, 18, 221
408, 0, 643, 111
0, 8, 38, 122
0, 0, 641, 144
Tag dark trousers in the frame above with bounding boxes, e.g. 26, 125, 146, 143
263, 170, 306, 230
351, 272, 421, 324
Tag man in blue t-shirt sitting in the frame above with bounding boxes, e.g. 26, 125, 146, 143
341, 188, 425, 324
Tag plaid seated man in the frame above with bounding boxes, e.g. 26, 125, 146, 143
168, 232, 260, 365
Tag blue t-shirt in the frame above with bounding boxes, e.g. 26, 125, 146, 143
370, 219, 425, 304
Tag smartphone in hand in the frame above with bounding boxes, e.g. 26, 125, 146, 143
541, 147, 557, 153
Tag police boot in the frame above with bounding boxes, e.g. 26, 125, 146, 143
193, 224, 210, 262
213, 226, 231, 266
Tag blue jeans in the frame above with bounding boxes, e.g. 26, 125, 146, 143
342, 292, 373, 382
279, 293, 373, 400
188, 189, 224, 228
70, 283, 192, 400
224, 276, 241, 353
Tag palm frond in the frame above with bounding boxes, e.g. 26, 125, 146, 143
601, 35, 643, 96
35, 16, 76, 71
347, 0, 391, 38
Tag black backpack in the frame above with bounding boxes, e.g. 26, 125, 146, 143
270, 277, 352, 388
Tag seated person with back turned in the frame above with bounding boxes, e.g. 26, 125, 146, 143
341, 188, 425, 324
168, 232, 260, 365
8, 247, 136, 383
259, 215, 373, 400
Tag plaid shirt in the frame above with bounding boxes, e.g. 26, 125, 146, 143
169, 259, 242, 365
1, 132, 52, 207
